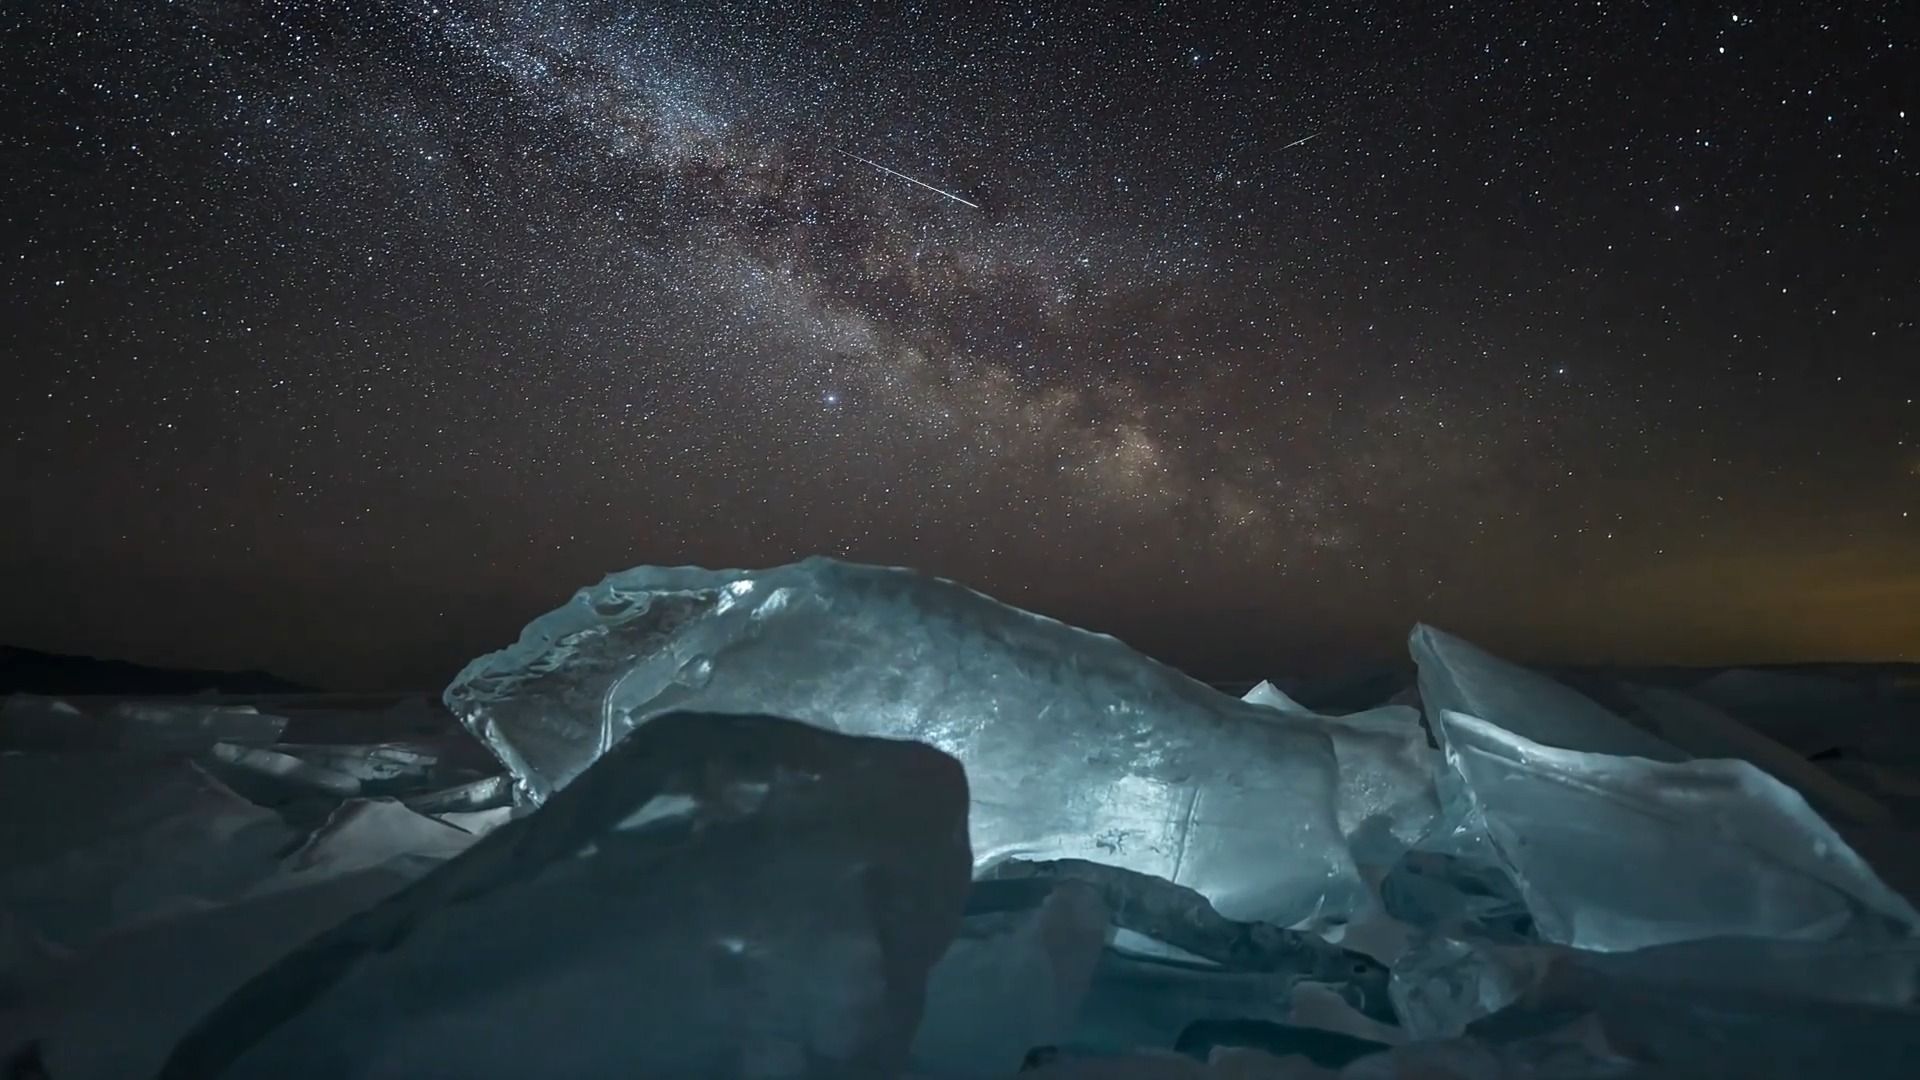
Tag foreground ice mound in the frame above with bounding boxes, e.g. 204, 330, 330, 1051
8, 867, 426, 1080
157, 712, 972, 1079
0, 754, 291, 957
446, 558, 1429, 925
1436, 709, 1920, 949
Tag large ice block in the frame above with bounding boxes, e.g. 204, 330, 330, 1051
446, 558, 1396, 926
1436, 709, 1920, 950
156, 712, 973, 1080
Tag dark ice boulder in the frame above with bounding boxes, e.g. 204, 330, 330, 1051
445, 558, 1419, 927
156, 712, 973, 1080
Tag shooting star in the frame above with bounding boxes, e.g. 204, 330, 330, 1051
1280, 132, 1320, 150
834, 148, 980, 209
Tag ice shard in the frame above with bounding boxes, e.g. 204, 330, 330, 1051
445, 558, 1391, 926
205, 743, 362, 798
156, 712, 973, 1080
1410, 625, 1680, 761
1242, 681, 1308, 713
1622, 683, 1890, 826
975, 858, 1393, 1022
255, 799, 478, 892
1436, 709, 1920, 950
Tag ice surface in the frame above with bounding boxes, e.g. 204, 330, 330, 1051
1437, 708, 1920, 950
1410, 625, 1681, 761
446, 557, 1394, 926
1462, 943, 1920, 1079
909, 881, 1110, 1077
3, 868, 421, 1080
1622, 683, 1891, 826
0, 695, 104, 750
0, 696, 287, 753
156, 711, 973, 1080
0, 754, 291, 955
107, 701, 290, 751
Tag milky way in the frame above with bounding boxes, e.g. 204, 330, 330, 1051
2, 2, 1914, 685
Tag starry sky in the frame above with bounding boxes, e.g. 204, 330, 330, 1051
2, 1, 1915, 689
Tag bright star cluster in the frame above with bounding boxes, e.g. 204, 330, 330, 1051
1, 2, 1914, 685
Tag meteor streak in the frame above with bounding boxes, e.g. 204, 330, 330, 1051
1280, 132, 1319, 150
834, 148, 980, 209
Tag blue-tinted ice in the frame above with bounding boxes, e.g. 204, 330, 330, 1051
445, 557, 1435, 926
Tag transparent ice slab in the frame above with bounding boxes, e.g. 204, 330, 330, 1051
1436, 709, 1920, 950
445, 558, 1410, 926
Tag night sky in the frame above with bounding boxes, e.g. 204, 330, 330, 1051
2, 2, 1914, 689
